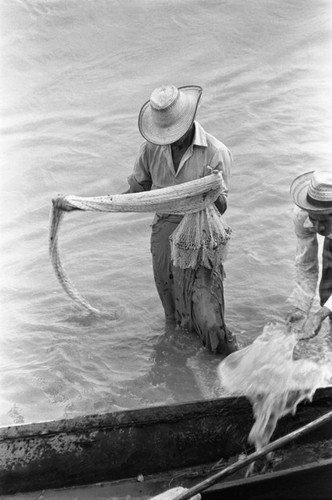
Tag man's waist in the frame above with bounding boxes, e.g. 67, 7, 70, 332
153, 213, 184, 225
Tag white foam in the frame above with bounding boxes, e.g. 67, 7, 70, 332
218, 323, 332, 452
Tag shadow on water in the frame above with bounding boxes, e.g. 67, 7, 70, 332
113, 321, 233, 409
148, 322, 204, 401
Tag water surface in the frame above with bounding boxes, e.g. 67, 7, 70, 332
1, 0, 332, 425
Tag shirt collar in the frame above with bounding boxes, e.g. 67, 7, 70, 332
161, 121, 208, 151
303, 217, 313, 229
192, 121, 208, 147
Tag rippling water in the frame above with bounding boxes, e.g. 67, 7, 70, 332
1, 0, 332, 426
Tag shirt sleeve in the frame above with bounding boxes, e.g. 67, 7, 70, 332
287, 206, 319, 312
127, 142, 152, 193
210, 147, 232, 198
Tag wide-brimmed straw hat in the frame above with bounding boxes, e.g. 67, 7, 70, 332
138, 85, 202, 145
290, 170, 332, 213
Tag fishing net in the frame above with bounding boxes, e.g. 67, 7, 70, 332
49, 172, 231, 313
169, 205, 231, 270
218, 323, 332, 461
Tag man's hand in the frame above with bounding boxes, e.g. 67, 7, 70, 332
286, 307, 307, 324
301, 306, 331, 339
52, 195, 76, 212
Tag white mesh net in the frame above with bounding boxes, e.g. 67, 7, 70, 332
218, 323, 332, 459
169, 205, 232, 269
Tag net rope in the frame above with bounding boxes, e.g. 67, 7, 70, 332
49, 171, 231, 314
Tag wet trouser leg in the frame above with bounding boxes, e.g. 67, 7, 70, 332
150, 218, 178, 321
151, 217, 237, 355
190, 266, 238, 355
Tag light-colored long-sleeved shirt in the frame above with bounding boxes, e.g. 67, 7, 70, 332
127, 121, 232, 198
288, 206, 332, 312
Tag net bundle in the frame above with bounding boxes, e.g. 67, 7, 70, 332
218, 323, 332, 468
50, 171, 231, 313
170, 204, 232, 270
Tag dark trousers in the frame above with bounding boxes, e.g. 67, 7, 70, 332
319, 237, 332, 315
150, 216, 237, 354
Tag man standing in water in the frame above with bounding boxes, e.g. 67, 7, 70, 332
125, 84, 237, 355
287, 170, 332, 337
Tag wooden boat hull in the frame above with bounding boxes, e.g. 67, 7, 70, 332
12, 457, 330, 500
1, 387, 331, 496
203, 459, 332, 499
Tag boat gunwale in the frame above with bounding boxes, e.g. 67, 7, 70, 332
1, 387, 331, 440
0, 395, 248, 439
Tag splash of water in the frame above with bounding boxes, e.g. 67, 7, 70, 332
217, 323, 332, 464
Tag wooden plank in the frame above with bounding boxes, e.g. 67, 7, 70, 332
0, 388, 331, 495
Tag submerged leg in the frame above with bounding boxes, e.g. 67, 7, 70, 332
151, 217, 181, 321
191, 266, 237, 355
151, 218, 237, 355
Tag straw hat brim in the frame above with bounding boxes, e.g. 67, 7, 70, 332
290, 170, 332, 214
138, 85, 202, 145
